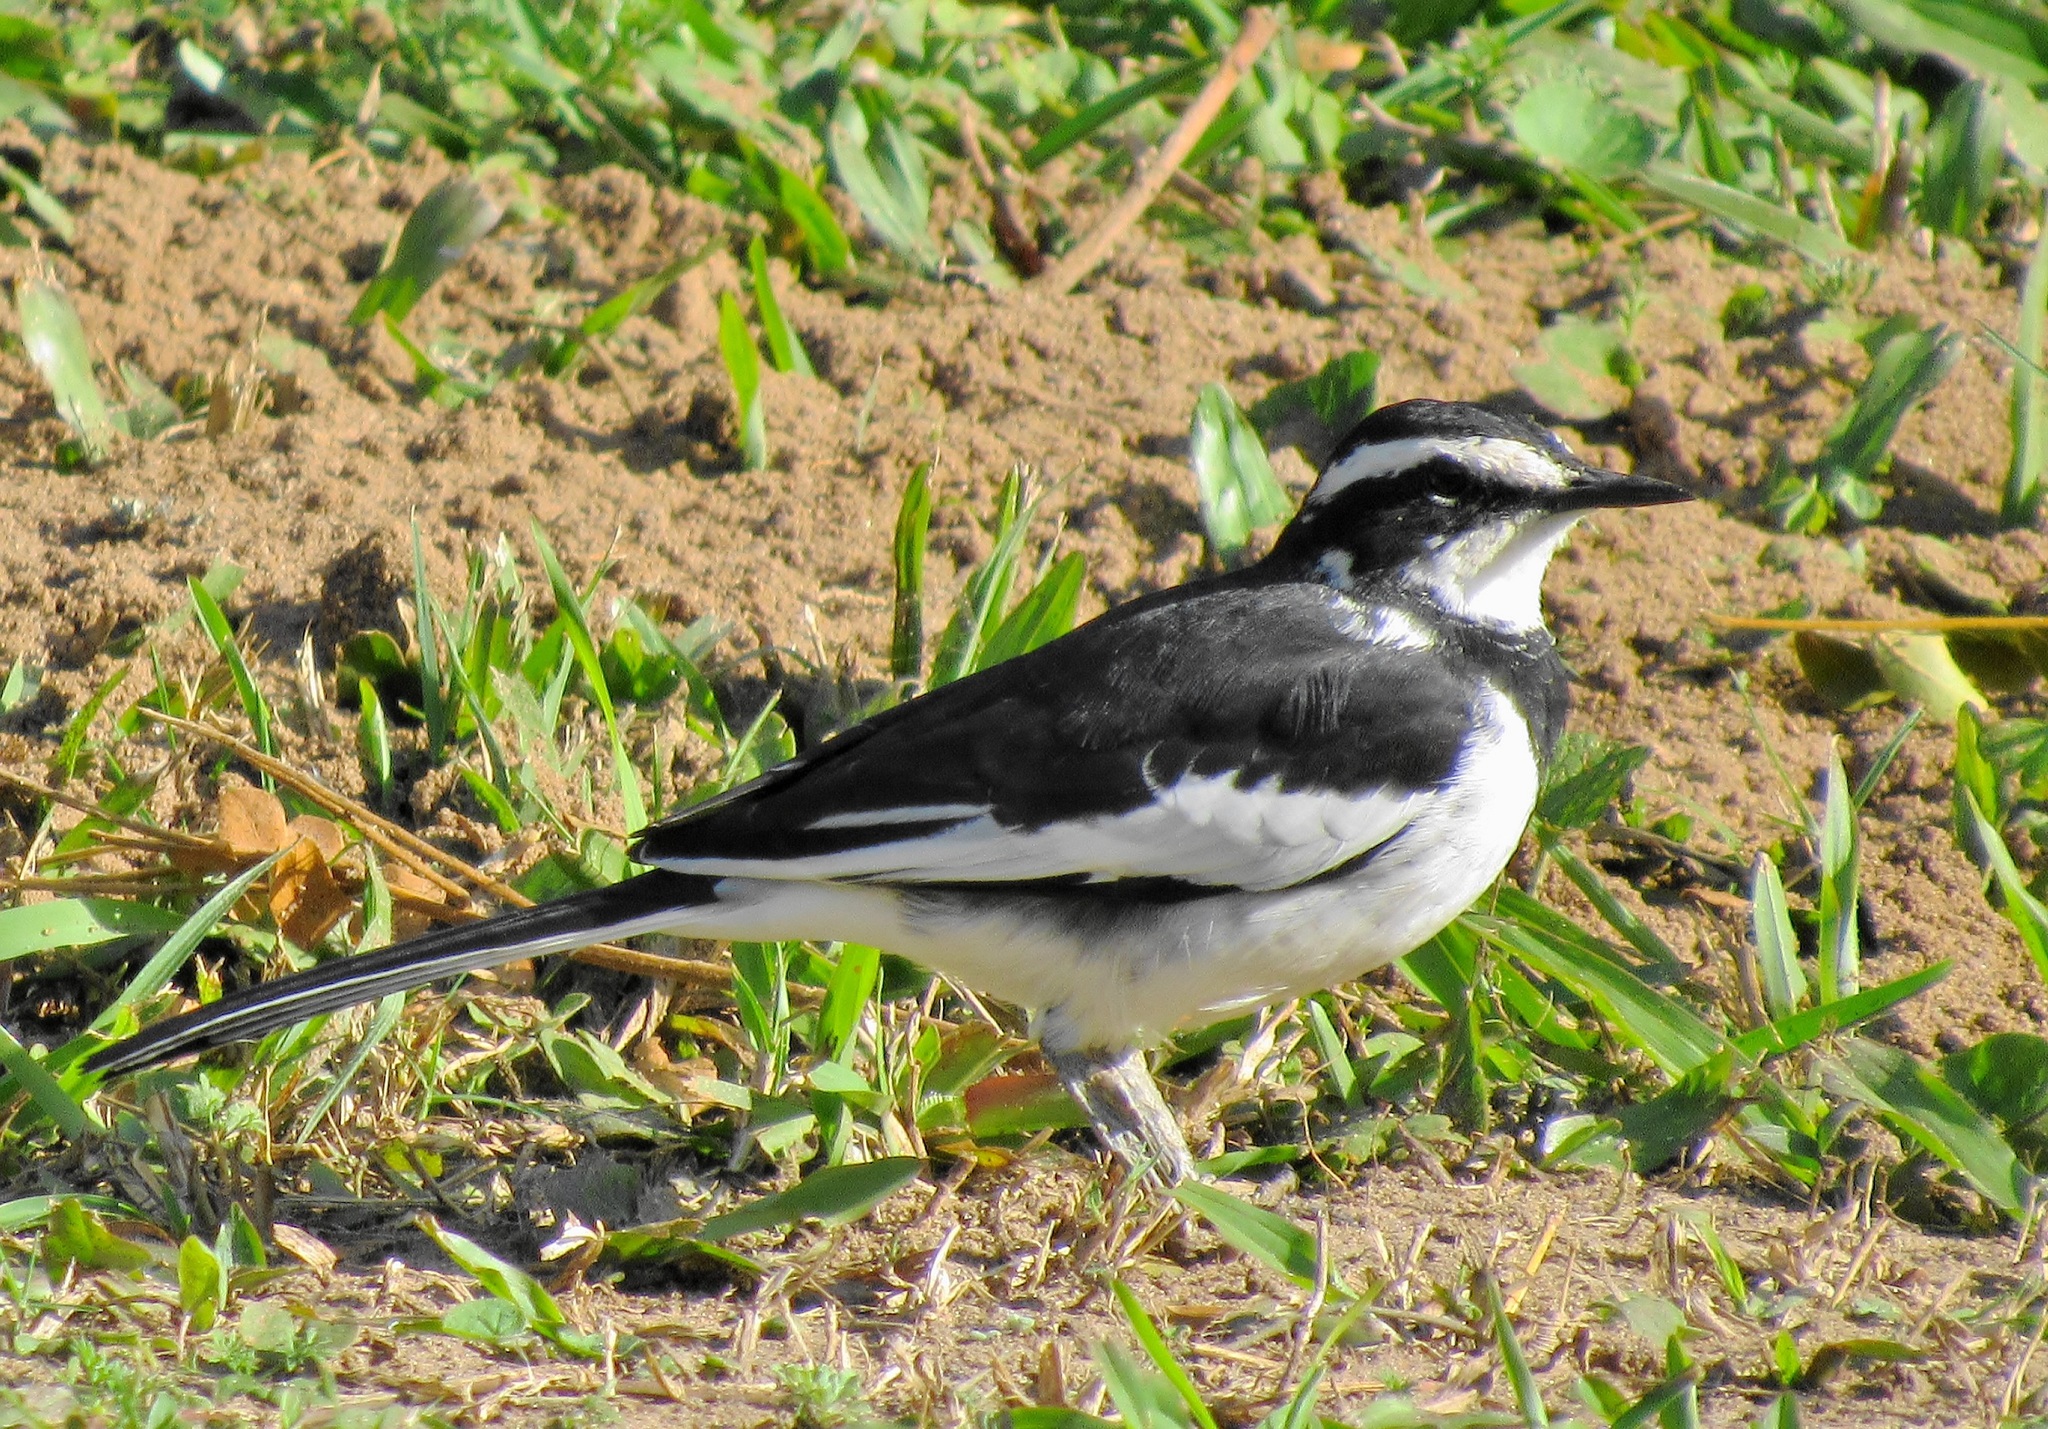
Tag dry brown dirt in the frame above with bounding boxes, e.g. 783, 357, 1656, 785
5, 137, 2048, 1424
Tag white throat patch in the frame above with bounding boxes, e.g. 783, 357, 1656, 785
1310, 435, 1574, 504
1410, 512, 1580, 630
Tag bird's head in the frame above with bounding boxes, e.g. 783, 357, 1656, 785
1264, 399, 1693, 632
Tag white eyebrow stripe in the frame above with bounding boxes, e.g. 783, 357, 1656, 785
1308, 435, 1574, 503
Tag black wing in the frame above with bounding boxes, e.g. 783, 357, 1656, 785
632, 582, 1480, 892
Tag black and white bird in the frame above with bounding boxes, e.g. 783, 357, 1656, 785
87, 399, 1691, 1184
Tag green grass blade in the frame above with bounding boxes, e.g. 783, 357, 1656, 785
1639, 162, 1856, 264
1749, 853, 1805, 1020
1171, 1181, 1321, 1289
1831, 1038, 2034, 1213
0, 898, 187, 961
748, 234, 813, 377
1543, 839, 1681, 968
890, 462, 931, 682
1110, 1280, 1220, 1429
16, 272, 115, 463
978, 551, 1085, 669
410, 523, 449, 761
1478, 901, 1727, 1077
530, 521, 646, 835
0, 155, 74, 242
1476, 1269, 1548, 1428
1096, 1340, 1193, 1429
1959, 787, 2048, 981
349, 176, 502, 325
0, 1025, 98, 1138
187, 575, 273, 762
816, 943, 880, 1063
2007, 193, 2048, 526
1610, 1369, 1704, 1429
357, 677, 392, 800
931, 470, 1035, 686
1815, 750, 1859, 1002
1821, 321, 1962, 480
717, 291, 767, 470
775, 162, 854, 280
1022, 58, 1204, 169
1733, 962, 1947, 1061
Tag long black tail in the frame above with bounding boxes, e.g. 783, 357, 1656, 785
84, 870, 718, 1078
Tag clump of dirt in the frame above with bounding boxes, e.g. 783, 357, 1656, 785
5, 135, 2048, 1422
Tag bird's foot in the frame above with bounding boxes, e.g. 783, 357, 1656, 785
1048, 1044, 1196, 1187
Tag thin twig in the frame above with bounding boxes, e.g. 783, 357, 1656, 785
0, 769, 216, 847
134, 709, 730, 986
1033, 9, 1281, 294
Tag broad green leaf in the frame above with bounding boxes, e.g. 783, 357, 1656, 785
1509, 79, 1656, 178
1537, 734, 1649, 829
1922, 80, 2005, 236
1248, 349, 1381, 459
827, 94, 939, 271
1944, 1031, 2048, 1135
1822, 0, 2048, 87
775, 163, 854, 279
349, 177, 501, 325
816, 943, 881, 1063
1833, 1038, 2034, 1213
1190, 383, 1290, 567
17, 273, 114, 462
1958, 787, 2048, 981
1793, 631, 1891, 711
178, 1235, 226, 1330
1815, 748, 1860, 1002
697, 1157, 921, 1241
0, 898, 187, 961
2009, 207, 2048, 526
45, 1199, 152, 1274
1870, 632, 1983, 724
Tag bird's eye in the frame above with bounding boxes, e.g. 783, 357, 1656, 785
1425, 466, 1470, 504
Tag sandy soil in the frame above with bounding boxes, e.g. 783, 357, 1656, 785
4, 135, 2048, 1423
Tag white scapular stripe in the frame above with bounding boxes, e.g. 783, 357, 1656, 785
1309, 436, 1573, 504
809, 802, 993, 830
645, 772, 1423, 892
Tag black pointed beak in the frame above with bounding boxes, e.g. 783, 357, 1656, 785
1544, 466, 1695, 513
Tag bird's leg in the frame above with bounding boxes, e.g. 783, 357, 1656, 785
1047, 1044, 1196, 1187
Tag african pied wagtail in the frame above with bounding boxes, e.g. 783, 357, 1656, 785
86, 399, 1692, 1184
